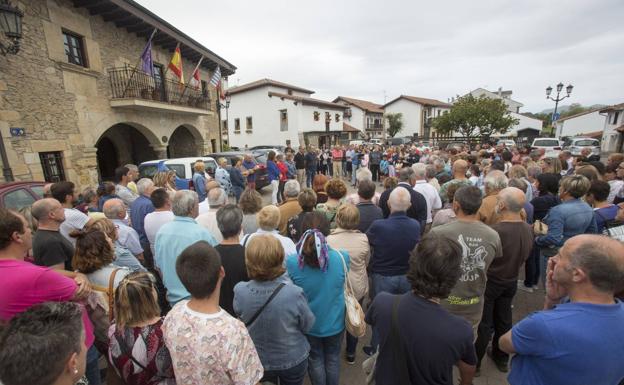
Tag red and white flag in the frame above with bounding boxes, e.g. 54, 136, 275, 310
188, 56, 204, 89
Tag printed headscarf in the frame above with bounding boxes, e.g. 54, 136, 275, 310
296, 228, 329, 272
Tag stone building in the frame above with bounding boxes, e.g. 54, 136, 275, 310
0, 0, 236, 186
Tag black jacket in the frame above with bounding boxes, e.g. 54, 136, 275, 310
379, 183, 428, 233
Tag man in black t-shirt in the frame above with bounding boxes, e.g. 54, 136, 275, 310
366, 232, 476, 385
214, 204, 249, 316
31, 198, 74, 270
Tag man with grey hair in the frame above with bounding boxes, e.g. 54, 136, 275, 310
130, 178, 155, 265
196, 188, 228, 243
431, 186, 502, 339
477, 170, 510, 225
500, 234, 624, 385
155, 190, 218, 306
103, 198, 144, 262
31, 198, 73, 270
278, 180, 302, 235
379, 166, 428, 232
364, 187, 422, 355
474, 187, 533, 374
215, 204, 248, 316
412, 162, 442, 231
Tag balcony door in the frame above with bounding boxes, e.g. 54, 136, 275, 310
153, 63, 167, 102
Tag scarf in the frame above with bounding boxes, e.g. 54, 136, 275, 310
296, 229, 329, 272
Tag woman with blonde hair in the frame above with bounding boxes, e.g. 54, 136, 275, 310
153, 171, 176, 193
90, 218, 146, 272
326, 204, 369, 364
192, 160, 208, 203
234, 235, 315, 385
108, 272, 175, 385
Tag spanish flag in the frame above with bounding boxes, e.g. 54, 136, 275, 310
168, 43, 184, 83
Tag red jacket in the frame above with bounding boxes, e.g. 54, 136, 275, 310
277, 161, 288, 182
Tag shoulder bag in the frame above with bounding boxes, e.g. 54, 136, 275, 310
336, 250, 366, 338
244, 283, 285, 327
88, 268, 121, 355
596, 210, 624, 242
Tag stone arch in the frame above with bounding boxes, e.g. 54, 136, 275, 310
167, 124, 204, 158
95, 122, 160, 180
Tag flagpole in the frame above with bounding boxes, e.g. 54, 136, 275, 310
177, 55, 204, 103
122, 28, 158, 97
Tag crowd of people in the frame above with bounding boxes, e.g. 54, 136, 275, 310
1, 141, 624, 385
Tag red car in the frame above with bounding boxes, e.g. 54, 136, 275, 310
0, 181, 46, 210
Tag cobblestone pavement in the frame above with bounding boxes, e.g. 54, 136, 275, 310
253, 176, 546, 385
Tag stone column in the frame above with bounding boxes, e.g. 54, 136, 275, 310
150, 144, 168, 159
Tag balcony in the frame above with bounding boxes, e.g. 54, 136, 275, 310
365, 123, 383, 131
108, 66, 213, 116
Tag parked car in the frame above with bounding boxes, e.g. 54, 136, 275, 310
497, 139, 516, 147
531, 137, 562, 156
249, 145, 286, 153
0, 181, 46, 210
369, 138, 383, 146
206, 151, 269, 190
139, 157, 217, 190
563, 137, 601, 157
444, 142, 467, 151
349, 140, 364, 146
387, 137, 409, 146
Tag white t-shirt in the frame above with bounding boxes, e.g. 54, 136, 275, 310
196, 210, 223, 244
413, 180, 442, 224
198, 199, 210, 215
144, 210, 175, 255
241, 229, 297, 257
60, 208, 90, 246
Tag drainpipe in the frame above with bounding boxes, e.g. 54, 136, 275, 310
0, 135, 14, 182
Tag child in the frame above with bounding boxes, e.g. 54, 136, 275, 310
108, 272, 175, 385
379, 155, 389, 184
162, 241, 263, 385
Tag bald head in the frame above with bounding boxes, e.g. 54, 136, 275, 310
498, 187, 525, 213
452, 159, 468, 175
388, 187, 411, 213
103, 198, 126, 220
208, 188, 228, 208
564, 234, 624, 294
31, 198, 64, 224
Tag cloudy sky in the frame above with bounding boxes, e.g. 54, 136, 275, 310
137, 0, 624, 113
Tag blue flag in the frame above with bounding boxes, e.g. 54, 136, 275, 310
140, 29, 157, 76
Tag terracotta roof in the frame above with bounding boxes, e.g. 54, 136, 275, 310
342, 122, 360, 132
384, 95, 451, 108
333, 96, 384, 114
584, 130, 603, 138
556, 107, 604, 122
600, 103, 624, 113
267, 92, 346, 110
228, 79, 314, 95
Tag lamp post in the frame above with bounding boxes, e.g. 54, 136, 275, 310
546, 82, 573, 137
217, 93, 231, 150
0, 0, 23, 56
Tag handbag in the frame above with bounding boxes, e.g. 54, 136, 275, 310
336, 250, 366, 338
362, 295, 410, 384
533, 220, 548, 235
596, 210, 624, 242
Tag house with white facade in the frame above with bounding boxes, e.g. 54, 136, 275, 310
600, 103, 624, 153
333, 96, 383, 139
462, 88, 542, 139
225, 79, 348, 149
554, 108, 606, 138
383, 95, 451, 138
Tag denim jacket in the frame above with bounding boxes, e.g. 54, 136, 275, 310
233, 274, 315, 371
536, 198, 597, 248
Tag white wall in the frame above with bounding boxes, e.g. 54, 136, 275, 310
602, 110, 623, 152
554, 111, 606, 138
384, 98, 422, 137
344, 105, 366, 131
227, 86, 344, 148
500, 113, 543, 137
469, 89, 523, 113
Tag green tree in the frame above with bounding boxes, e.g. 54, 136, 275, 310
560, 103, 588, 119
385, 112, 404, 138
432, 95, 518, 140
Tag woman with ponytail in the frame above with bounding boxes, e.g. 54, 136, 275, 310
108, 272, 175, 385
285, 212, 350, 385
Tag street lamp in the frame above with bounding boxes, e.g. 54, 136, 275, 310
216, 92, 231, 150
545, 82, 573, 137
0, 0, 23, 55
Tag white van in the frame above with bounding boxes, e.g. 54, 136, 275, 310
349, 140, 364, 146
138, 157, 217, 190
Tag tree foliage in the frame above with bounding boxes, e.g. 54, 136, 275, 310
432, 95, 519, 140
385, 112, 404, 138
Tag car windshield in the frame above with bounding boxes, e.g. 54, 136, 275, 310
255, 154, 267, 164
574, 139, 599, 146
534, 139, 559, 147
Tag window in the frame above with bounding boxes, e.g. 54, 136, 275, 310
167, 164, 185, 179
153, 64, 166, 101
246, 117, 253, 131
612, 111, 621, 125
62, 30, 87, 67
3, 189, 36, 210
287, 90, 293, 95
39, 152, 66, 182
280, 109, 288, 131
234, 118, 241, 132
201, 80, 209, 97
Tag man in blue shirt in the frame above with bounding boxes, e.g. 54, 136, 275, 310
103, 198, 144, 262
129, 178, 155, 266
155, 190, 218, 306
304, 148, 317, 188
499, 234, 624, 385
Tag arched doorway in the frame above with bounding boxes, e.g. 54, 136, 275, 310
96, 123, 158, 180
167, 125, 201, 158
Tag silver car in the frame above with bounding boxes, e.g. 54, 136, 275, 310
563, 137, 601, 157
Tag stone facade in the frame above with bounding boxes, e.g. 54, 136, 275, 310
0, 0, 230, 187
